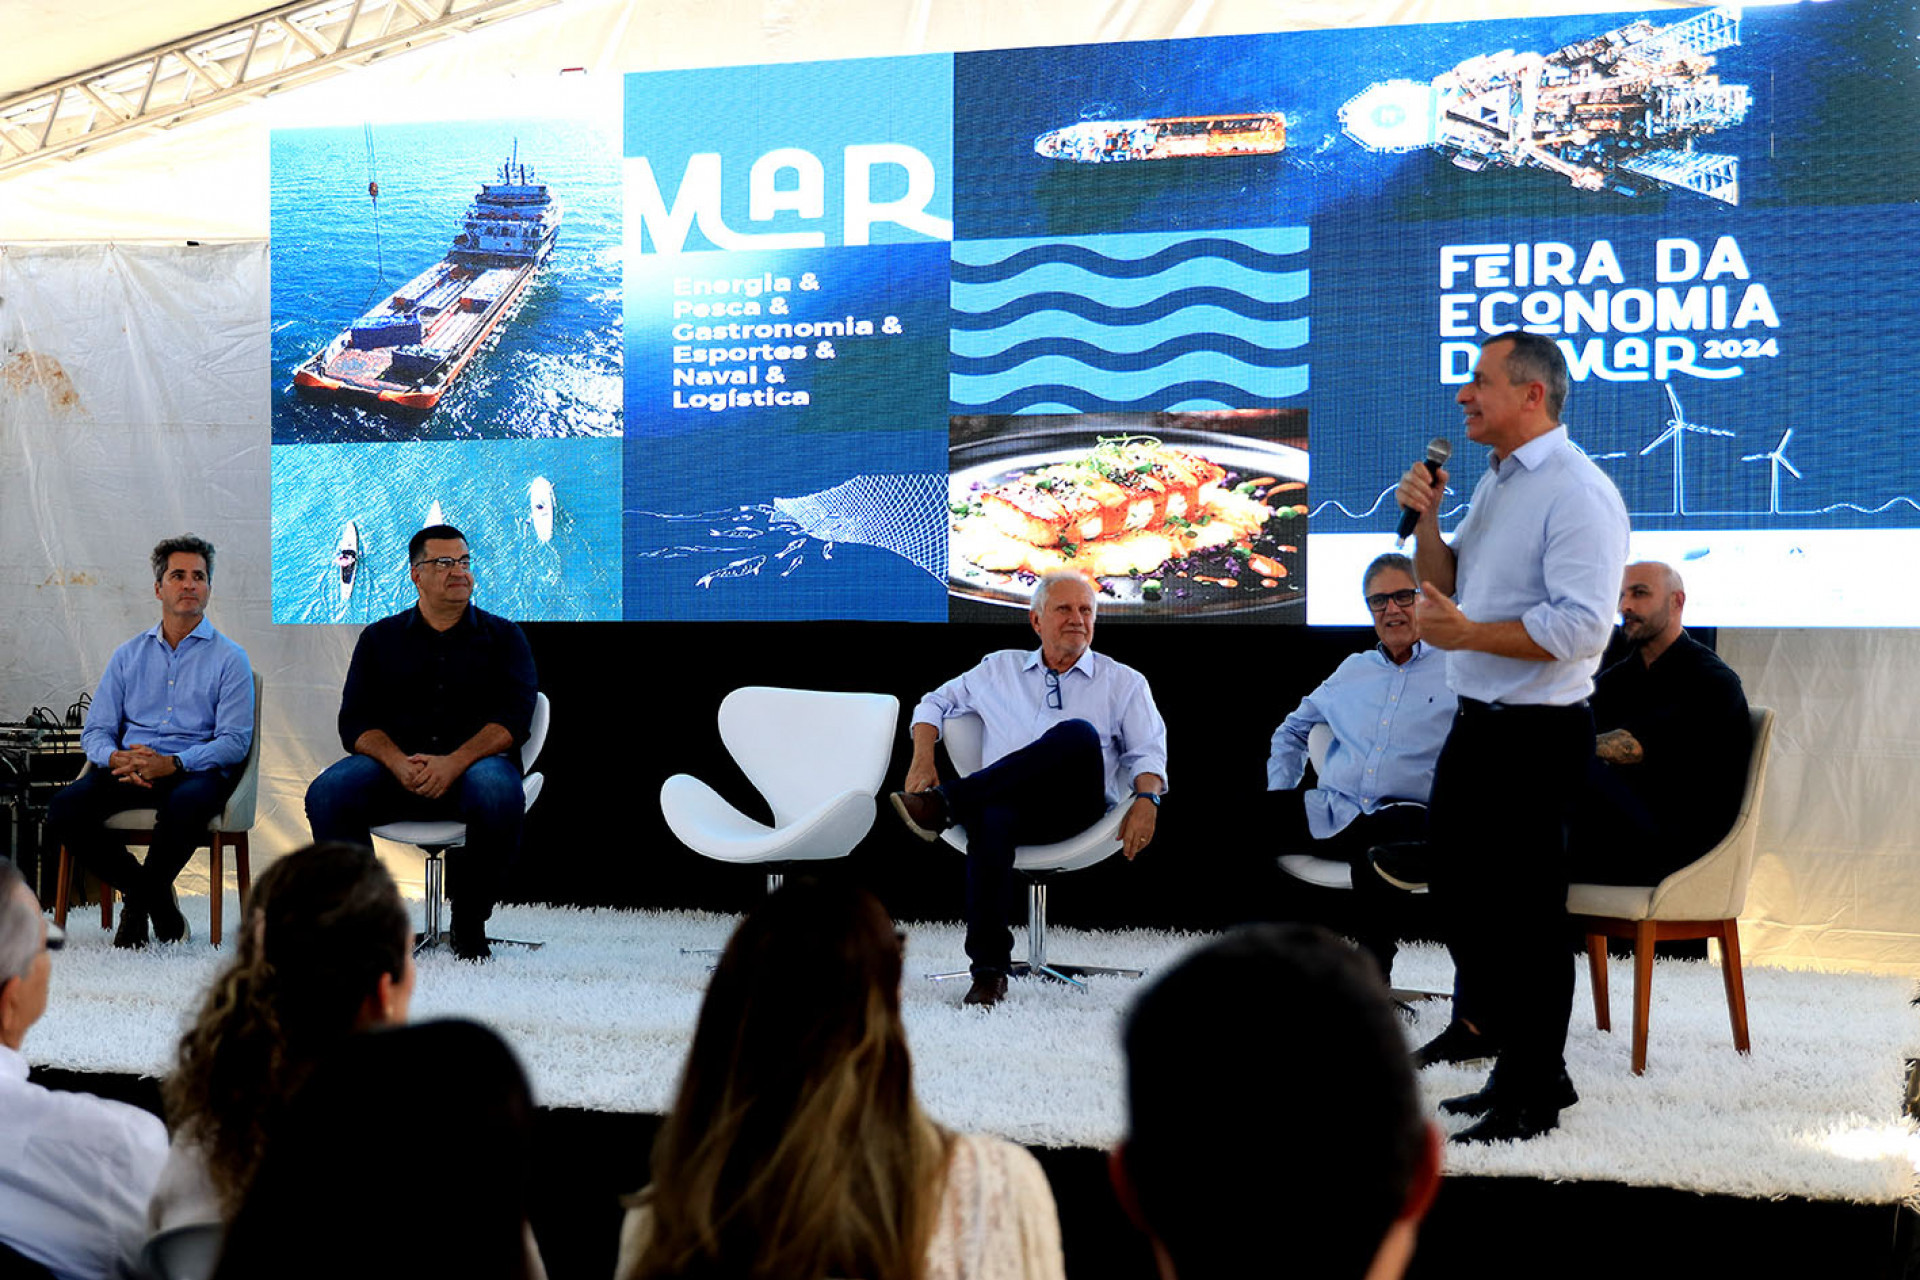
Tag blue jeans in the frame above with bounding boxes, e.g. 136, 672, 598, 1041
304, 753, 524, 922
942, 718, 1109, 978
47, 764, 239, 915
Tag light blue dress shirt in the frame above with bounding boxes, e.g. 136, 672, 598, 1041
1267, 641, 1456, 839
1445, 426, 1630, 706
81, 617, 254, 772
911, 648, 1168, 807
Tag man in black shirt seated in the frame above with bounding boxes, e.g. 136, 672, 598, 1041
1572, 560, 1751, 886
304, 524, 538, 960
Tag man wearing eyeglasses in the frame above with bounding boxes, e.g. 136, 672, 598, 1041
1266, 553, 1454, 987
304, 524, 537, 961
889, 569, 1167, 1009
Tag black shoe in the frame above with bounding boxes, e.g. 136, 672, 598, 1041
889, 789, 952, 842
962, 973, 1008, 1008
451, 918, 493, 962
1370, 841, 1431, 892
112, 908, 150, 950
1450, 1102, 1563, 1145
1440, 1071, 1578, 1118
150, 886, 189, 945
1413, 1020, 1500, 1069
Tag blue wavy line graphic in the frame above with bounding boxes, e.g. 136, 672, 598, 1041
952, 226, 1309, 267
952, 260, 1308, 312
952, 331, 1309, 375
952, 238, 1306, 284
951, 351, 1305, 401
951, 285, 1306, 330
951, 374, 1311, 415
949, 305, 1308, 357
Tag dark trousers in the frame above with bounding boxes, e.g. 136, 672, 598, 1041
46, 764, 240, 916
942, 719, 1109, 978
1269, 790, 1429, 984
1428, 698, 1593, 1103
304, 754, 524, 923
1568, 757, 1694, 886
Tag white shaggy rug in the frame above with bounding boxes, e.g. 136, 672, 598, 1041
27, 896, 1920, 1204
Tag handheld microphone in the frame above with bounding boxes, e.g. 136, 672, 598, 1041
1395, 437, 1453, 545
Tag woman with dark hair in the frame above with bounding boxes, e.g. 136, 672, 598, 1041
147, 841, 414, 1230
213, 1019, 541, 1280
617, 881, 1065, 1280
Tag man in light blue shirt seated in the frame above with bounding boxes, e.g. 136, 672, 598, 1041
1266, 553, 1454, 986
890, 570, 1168, 1009
46, 536, 254, 948
0, 861, 168, 1280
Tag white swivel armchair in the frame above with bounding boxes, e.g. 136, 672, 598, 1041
933, 712, 1140, 989
660, 687, 899, 894
370, 691, 550, 956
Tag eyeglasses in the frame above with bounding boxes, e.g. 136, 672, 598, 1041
414, 556, 473, 572
1364, 589, 1418, 613
1044, 667, 1063, 710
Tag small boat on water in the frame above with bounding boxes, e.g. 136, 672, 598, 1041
426, 500, 444, 528
530, 477, 554, 543
335, 521, 360, 602
1035, 112, 1287, 163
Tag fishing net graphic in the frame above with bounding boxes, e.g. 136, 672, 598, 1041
771, 473, 947, 581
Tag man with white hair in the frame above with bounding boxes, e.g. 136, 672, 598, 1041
0, 861, 168, 1279
889, 570, 1168, 1008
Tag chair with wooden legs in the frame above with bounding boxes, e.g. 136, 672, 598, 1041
1566, 705, 1775, 1075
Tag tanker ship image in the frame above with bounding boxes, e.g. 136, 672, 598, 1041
1340, 6, 1750, 204
1035, 112, 1287, 163
293, 144, 563, 412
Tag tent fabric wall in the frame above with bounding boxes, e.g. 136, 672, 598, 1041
3, 0, 1914, 973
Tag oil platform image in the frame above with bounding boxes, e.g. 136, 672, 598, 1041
1340, 6, 1750, 204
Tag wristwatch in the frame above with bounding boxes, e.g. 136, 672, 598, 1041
1130, 790, 1161, 806
170, 755, 183, 773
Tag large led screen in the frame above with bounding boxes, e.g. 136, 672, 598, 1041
271, 0, 1920, 627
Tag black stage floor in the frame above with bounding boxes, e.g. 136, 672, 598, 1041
32, 1068, 1918, 1280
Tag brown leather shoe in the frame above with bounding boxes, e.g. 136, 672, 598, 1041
962, 973, 1008, 1008
889, 789, 951, 841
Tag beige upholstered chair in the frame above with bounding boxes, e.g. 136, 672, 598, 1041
54, 671, 264, 948
1567, 704, 1776, 1075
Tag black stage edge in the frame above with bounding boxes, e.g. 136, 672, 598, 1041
32, 1068, 1916, 1280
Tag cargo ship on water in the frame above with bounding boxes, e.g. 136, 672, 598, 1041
1035, 112, 1286, 163
294, 145, 562, 412
1339, 6, 1749, 204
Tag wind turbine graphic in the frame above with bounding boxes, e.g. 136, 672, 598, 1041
1640, 384, 1735, 515
1741, 428, 1802, 515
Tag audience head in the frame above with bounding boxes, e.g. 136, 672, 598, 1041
215, 1019, 536, 1280
165, 841, 412, 1215
1116, 924, 1440, 1280
624, 879, 947, 1280
0, 862, 51, 1051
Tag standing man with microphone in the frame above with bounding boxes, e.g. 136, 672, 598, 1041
1394, 330, 1629, 1144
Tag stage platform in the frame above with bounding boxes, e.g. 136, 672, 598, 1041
26, 897, 1920, 1278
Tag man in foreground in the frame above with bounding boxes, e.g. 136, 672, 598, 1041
889, 569, 1167, 1008
304, 524, 538, 961
1267, 552, 1454, 985
1114, 923, 1441, 1280
1396, 330, 1630, 1142
1573, 560, 1751, 884
0, 861, 169, 1279
47, 535, 254, 947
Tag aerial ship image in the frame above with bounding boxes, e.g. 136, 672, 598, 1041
1034, 112, 1287, 163
294, 143, 563, 412
1339, 6, 1750, 204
